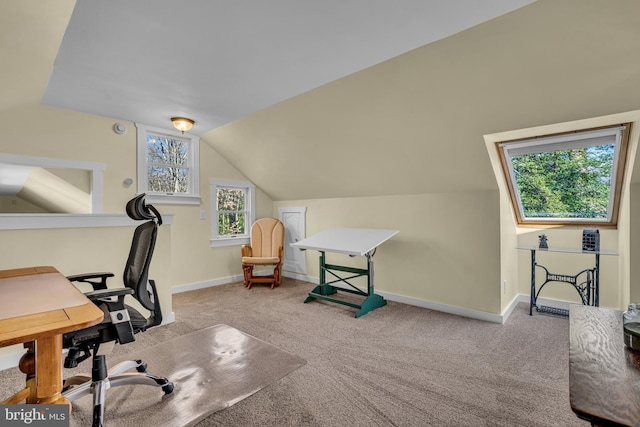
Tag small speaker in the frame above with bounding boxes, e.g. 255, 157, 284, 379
582, 229, 600, 252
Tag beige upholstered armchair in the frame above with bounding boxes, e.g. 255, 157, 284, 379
241, 218, 285, 289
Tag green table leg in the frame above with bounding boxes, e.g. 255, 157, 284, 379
304, 284, 337, 303
355, 294, 387, 318
304, 249, 387, 318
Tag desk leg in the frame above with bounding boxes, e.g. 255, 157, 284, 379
35, 335, 69, 405
529, 250, 536, 316
305, 251, 337, 303
23, 343, 36, 403
355, 251, 387, 318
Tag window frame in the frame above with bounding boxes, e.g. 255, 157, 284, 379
496, 124, 630, 227
209, 178, 256, 247
135, 123, 200, 205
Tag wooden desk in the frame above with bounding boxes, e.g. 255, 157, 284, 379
0, 266, 104, 404
569, 304, 640, 426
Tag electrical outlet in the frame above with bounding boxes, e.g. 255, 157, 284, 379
199, 210, 206, 220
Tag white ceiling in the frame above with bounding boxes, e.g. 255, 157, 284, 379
42, 0, 534, 135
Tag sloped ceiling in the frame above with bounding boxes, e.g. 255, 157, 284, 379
204, 0, 640, 200
3, 1, 640, 203
40, 0, 533, 134
0, 1, 75, 112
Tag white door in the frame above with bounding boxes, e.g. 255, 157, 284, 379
278, 206, 307, 275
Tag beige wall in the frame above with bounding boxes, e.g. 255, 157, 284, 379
0, 103, 273, 288
167, 133, 274, 287
0, 104, 273, 363
199, 0, 640, 318
1, 103, 634, 335
275, 190, 501, 314
0, 85, 637, 351
485, 111, 640, 314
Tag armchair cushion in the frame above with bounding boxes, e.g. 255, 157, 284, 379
242, 256, 280, 265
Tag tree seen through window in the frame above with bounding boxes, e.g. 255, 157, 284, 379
511, 144, 613, 219
498, 124, 629, 226
146, 134, 189, 193
217, 187, 246, 236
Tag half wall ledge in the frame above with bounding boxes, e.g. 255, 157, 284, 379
0, 213, 174, 230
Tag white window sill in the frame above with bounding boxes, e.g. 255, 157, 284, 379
210, 236, 250, 247
144, 194, 201, 205
0, 213, 173, 230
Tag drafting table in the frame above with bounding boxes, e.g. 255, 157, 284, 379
291, 228, 399, 318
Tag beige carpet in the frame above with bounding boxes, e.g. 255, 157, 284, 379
0, 278, 587, 426
68, 324, 306, 427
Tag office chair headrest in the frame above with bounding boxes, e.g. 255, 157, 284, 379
126, 193, 163, 226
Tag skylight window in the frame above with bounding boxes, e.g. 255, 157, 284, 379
497, 124, 630, 226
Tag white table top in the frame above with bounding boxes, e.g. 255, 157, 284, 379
516, 245, 618, 256
291, 228, 399, 256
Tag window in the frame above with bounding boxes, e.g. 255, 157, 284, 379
136, 123, 200, 204
209, 178, 255, 247
497, 124, 630, 226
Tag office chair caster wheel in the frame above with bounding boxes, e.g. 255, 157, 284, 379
162, 382, 174, 394
135, 361, 147, 372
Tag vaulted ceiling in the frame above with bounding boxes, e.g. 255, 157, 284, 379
40, 0, 533, 134
4, 0, 640, 202
203, 0, 640, 200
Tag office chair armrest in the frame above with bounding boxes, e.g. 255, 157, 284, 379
85, 287, 134, 301
84, 287, 136, 345
67, 272, 115, 290
241, 245, 252, 257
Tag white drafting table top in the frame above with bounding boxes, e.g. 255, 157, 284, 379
291, 228, 399, 256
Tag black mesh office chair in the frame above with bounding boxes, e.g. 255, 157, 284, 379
61, 194, 174, 427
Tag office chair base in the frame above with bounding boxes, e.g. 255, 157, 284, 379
63, 358, 174, 427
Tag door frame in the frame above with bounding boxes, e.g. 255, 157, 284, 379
278, 206, 307, 275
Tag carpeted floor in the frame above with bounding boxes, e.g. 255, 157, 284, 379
67, 324, 306, 426
0, 278, 587, 426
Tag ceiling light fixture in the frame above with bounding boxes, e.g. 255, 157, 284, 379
171, 117, 194, 134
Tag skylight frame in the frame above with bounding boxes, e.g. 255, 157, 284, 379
496, 124, 630, 227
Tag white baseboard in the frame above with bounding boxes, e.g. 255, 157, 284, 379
287, 271, 516, 324
378, 290, 506, 323
289, 272, 591, 323
162, 311, 175, 324
171, 274, 244, 294
283, 271, 317, 283
171, 271, 311, 294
